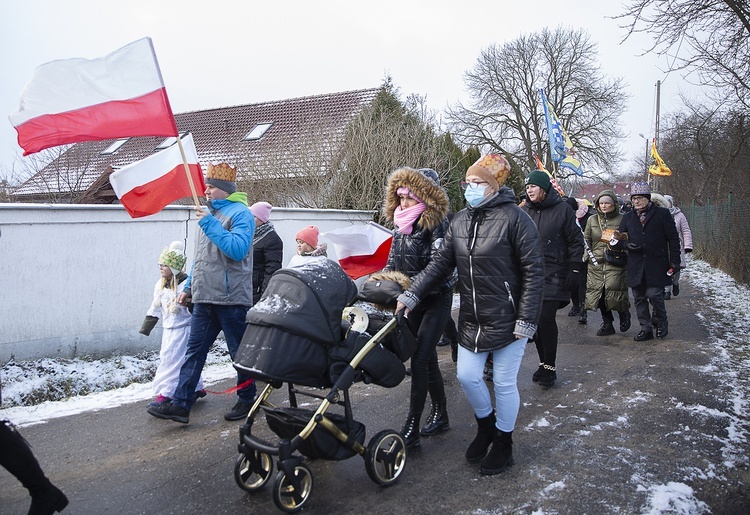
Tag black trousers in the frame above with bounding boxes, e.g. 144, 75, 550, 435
534, 300, 566, 367
406, 292, 451, 417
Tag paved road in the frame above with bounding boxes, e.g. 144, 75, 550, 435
1, 280, 748, 514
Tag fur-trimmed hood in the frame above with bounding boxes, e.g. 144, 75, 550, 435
384, 167, 449, 231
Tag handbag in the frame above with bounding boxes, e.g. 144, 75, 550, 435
604, 247, 627, 267
599, 217, 627, 267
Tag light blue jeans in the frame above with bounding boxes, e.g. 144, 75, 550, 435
456, 338, 527, 432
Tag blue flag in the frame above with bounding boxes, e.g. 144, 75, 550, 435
540, 89, 583, 176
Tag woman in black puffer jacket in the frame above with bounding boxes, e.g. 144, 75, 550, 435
383, 166, 457, 449
397, 154, 544, 476
521, 171, 583, 388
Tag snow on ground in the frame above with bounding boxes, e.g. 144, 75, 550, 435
1, 259, 749, 513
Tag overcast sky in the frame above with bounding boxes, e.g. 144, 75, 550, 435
0, 0, 699, 180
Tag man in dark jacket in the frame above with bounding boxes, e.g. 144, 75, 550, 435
618, 181, 681, 341
248, 202, 283, 305
522, 170, 584, 388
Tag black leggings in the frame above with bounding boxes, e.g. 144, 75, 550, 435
535, 300, 564, 367
406, 292, 451, 416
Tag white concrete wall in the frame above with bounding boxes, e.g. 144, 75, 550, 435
0, 204, 375, 362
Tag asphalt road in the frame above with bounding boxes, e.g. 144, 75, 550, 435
1, 280, 748, 514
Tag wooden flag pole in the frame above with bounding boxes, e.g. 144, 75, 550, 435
175, 136, 202, 209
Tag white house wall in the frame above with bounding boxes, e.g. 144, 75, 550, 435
0, 204, 375, 362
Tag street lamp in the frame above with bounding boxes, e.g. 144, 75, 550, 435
638, 133, 650, 179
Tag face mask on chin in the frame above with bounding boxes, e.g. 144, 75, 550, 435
464, 184, 488, 207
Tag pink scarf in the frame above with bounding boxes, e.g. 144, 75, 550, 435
394, 202, 426, 235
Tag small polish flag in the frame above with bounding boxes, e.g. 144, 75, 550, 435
9, 37, 178, 156
322, 222, 393, 279
109, 133, 205, 218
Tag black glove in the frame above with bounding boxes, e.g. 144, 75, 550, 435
566, 266, 580, 292
139, 316, 158, 336
627, 242, 644, 252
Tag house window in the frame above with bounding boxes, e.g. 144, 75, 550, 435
100, 138, 129, 155
243, 122, 273, 141
155, 132, 189, 150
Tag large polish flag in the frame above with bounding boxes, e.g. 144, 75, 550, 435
9, 37, 178, 156
109, 133, 205, 218
322, 222, 393, 279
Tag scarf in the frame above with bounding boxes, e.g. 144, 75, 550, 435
636, 202, 652, 225
393, 202, 427, 235
252, 221, 275, 246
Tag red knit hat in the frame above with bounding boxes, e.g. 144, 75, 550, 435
295, 225, 319, 248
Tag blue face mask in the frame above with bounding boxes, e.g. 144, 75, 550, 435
464, 184, 488, 207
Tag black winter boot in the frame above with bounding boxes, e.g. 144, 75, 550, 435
531, 363, 544, 382
465, 412, 496, 463
401, 413, 421, 449
577, 304, 587, 324
618, 310, 631, 332
480, 429, 514, 475
420, 401, 449, 436
538, 364, 557, 387
0, 421, 69, 514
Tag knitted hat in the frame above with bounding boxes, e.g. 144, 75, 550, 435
249, 201, 272, 223
159, 241, 186, 276
575, 198, 588, 219
524, 170, 552, 192
417, 168, 440, 186
630, 181, 651, 198
205, 162, 237, 193
466, 154, 511, 190
295, 225, 319, 248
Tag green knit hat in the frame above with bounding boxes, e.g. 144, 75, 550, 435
525, 170, 552, 192
158, 241, 186, 276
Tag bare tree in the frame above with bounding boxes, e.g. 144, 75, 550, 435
658, 101, 749, 203
617, 0, 750, 109
447, 26, 628, 186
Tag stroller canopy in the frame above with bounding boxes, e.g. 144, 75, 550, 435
247, 259, 358, 346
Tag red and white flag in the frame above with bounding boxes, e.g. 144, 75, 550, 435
109, 133, 205, 218
9, 37, 178, 156
322, 222, 393, 279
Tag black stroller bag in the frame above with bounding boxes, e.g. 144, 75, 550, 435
264, 406, 365, 461
328, 330, 405, 387
366, 312, 417, 362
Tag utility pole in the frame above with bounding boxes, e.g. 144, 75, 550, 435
652, 80, 661, 192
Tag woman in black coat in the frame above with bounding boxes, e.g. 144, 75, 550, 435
521, 171, 583, 388
397, 154, 544, 476
617, 182, 680, 341
382, 166, 456, 450
248, 202, 283, 305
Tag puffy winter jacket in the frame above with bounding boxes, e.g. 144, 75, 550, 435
383, 167, 457, 294
401, 188, 544, 352
521, 189, 584, 302
184, 193, 255, 306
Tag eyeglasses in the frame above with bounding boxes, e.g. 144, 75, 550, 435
631, 196, 648, 202
460, 181, 489, 190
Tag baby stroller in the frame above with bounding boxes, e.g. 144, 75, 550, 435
232, 259, 416, 513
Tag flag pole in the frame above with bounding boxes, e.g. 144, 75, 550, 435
175, 136, 202, 208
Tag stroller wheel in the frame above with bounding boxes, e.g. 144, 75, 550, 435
364, 430, 407, 486
272, 463, 314, 513
234, 451, 273, 492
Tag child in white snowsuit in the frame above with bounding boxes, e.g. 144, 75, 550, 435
140, 241, 205, 406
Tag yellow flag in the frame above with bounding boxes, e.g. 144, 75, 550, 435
649, 140, 672, 176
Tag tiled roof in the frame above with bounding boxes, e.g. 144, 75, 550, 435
13, 88, 380, 197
